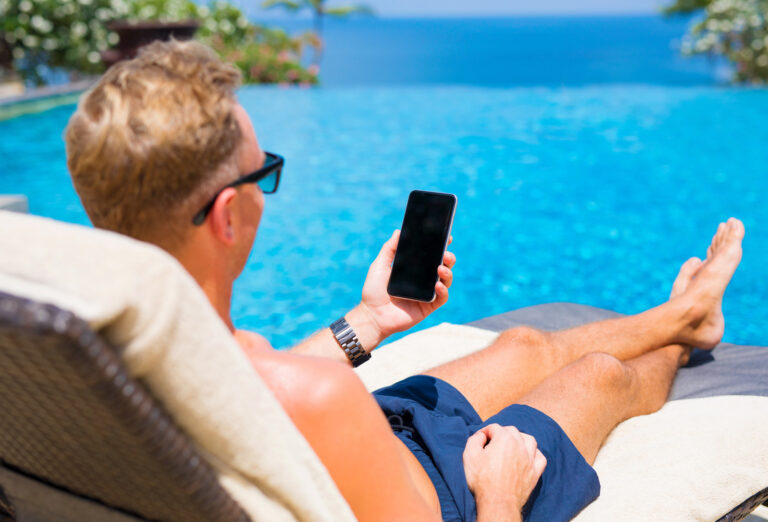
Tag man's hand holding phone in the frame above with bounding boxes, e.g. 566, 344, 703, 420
356, 228, 455, 344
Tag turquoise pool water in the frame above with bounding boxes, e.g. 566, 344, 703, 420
1, 86, 766, 349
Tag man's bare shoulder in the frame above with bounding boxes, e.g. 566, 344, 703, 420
234, 330, 353, 408
234, 329, 438, 521
235, 329, 273, 355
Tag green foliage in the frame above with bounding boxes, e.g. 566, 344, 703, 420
263, 0, 373, 16
663, 0, 714, 15
209, 25, 318, 84
0, 0, 316, 86
195, 1, 255, 47
675, 0, 768, 83
323, 5, 374, 16
262, 0, 304, 11
0, 0, 119, 84
198, 2, 317, 84
113, 0, 199, 21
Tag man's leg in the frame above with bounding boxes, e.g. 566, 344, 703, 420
516, 346, 685, 464
426, 218, 744, 419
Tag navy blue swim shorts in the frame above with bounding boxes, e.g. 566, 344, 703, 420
373, 375, 600, 522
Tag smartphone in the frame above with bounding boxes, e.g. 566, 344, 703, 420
387, 190, 457, 302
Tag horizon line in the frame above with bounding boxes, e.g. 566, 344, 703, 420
252, 11, 676, 21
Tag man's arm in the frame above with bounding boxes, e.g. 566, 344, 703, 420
289, 302, 384, 363
248, 349, 441, 521
290, 230, 455, 364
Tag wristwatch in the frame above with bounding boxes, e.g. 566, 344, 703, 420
330, 317, 372, 367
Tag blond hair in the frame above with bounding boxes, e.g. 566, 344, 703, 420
65, 39, 242, 249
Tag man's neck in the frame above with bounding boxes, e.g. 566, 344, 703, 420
198, 277, 235, 331
173, 242, 236, 332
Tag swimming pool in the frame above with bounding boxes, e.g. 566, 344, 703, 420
1, 86, 766, 349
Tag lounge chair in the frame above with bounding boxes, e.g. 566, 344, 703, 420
1, 210, 766, 521
0, 291, 248, 522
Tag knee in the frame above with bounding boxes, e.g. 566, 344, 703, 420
576, 352, 633, 390
498, 326, 550, 350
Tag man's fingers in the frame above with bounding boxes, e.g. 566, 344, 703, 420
434, 282, 449, 307
479, 423, 506, 440
438, 265, 453, 288
520, 433, 538, 460
533, 450, 547, 477
443, 250, 456, 269
372, 230, 399, 269
464, 429, 488, 457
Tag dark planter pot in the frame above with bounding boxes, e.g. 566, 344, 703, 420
0, 37, 13, 71
101, 20, 199, 68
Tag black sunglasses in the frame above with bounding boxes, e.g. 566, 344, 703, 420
192, 152, 284, 226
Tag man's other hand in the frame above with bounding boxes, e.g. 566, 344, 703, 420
359, 229, 456, 340
463, 424, 547, 522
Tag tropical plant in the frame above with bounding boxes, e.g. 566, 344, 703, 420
0, 0, 317, 86
663, 0, 714, 14
0, 0, 119, 85
209, 24, 318, 85
261, 0, 373, 63
665, 0, 768, 83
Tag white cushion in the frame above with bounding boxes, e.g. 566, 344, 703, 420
0, 210, 355, 522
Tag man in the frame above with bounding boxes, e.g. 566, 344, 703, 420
64, 40, 745, 521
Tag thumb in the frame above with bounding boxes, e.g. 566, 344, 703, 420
371, 230, 400, 270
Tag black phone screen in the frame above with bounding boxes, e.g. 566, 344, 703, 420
387, 190, 457, 302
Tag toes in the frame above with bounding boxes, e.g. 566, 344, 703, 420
705, 219, 744, 265
671, 257, 703, 298
715, 222, 726, 246
681, 257, 703, 273
688, 257, 703, 271
727, 217, 745, 240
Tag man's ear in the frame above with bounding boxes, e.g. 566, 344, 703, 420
209, 187, 238, 245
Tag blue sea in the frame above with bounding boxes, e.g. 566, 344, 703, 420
278, 15, 726, 86
2, 16, 766, 349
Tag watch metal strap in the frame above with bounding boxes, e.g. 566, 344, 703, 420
330, 317, 371, 367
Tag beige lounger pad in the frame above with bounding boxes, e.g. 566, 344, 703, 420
576, 394, 768, 521
0, 211, 354, 522
363, 323, 768, 521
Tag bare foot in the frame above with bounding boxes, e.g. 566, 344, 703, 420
670, 256, 703, 299
677, 218, 745, 350
667, 257, 704, 365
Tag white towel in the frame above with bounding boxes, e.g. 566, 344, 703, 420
0, 210, 355, 522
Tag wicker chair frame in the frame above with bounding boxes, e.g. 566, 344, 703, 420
0, 291, 251, 522
0, 484, 15, 521
717, 488, 768, 522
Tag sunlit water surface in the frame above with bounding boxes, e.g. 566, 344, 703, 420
1, 86, 766, 348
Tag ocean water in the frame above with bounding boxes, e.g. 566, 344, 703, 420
2, 85, 766, 349
279, 16, 726, 86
